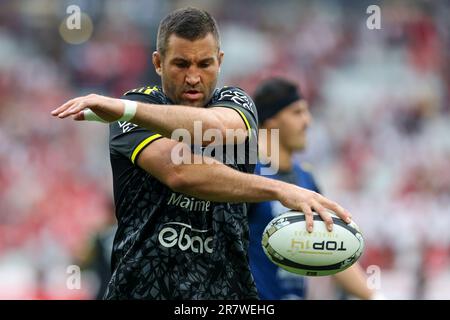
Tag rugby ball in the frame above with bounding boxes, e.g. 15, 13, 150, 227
262, 210, 364, 276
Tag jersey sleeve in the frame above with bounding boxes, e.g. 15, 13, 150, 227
109, 87, 164, 165
208, 87, 259, 136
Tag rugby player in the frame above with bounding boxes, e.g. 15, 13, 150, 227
51, 8, 352, 299
249, 78, 377, 300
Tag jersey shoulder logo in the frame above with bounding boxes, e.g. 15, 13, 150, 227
124, 85, 159, 96
118, 120, 138, 134
218, 87, 254, 113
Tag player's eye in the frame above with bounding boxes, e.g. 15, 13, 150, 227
199, 62, 211, 68
174, 61, 189, 68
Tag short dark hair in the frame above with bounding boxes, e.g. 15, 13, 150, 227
253, 78, 303, 127
157, 7, 221, 57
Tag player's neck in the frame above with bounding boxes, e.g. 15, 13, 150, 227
259, 131, 293, 172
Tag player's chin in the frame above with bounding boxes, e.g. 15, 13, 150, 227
294, 134, 307, 150
180, 98, 206, 108
291, 140, 306, 151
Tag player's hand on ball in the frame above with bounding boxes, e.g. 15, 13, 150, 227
279, 184, 352, 233
51, 94, 129, 122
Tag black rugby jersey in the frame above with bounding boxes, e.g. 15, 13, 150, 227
105, 85, 259, 299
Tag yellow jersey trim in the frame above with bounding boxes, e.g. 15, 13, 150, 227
131, 134, 163, 164
124, 85, 159, 96
234, 109, 252, 140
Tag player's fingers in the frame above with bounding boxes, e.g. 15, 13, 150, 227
58, 100, 87, 118
61, 97, 99, 118
51, 100, 73, 116
51, 97, 80, 116
311, 200, 333, 231
319, 196, 352, 224
328, 201, 351, 216
300, 203, 314, 233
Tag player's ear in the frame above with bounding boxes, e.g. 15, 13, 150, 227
152, 51, 162, 76
218, 50, 224, 71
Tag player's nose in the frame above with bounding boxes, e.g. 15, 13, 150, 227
185, 68, 200, 86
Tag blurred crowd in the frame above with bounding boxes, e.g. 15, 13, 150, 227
0, 0, 449, 299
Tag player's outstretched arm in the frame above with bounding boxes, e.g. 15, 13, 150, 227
51, 94, 248, 144
138, 138, 352, 232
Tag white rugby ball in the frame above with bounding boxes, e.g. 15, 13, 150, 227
262, 210, 364, 276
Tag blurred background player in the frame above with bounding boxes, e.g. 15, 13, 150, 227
249, 77, 381, 300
